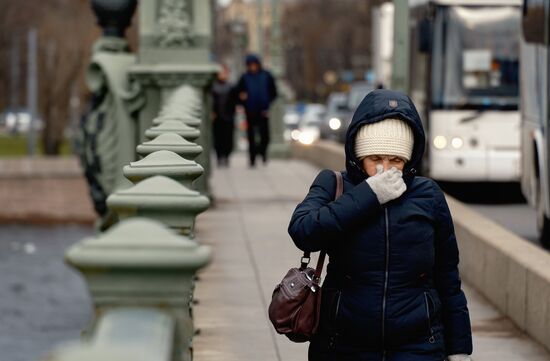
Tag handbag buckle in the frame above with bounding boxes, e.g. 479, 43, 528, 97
300, 256, 311, 269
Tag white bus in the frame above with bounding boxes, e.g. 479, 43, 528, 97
393, 0, 522, 182
520, 0, 550, 248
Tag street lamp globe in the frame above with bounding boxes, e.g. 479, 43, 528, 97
91, 0, 138, 37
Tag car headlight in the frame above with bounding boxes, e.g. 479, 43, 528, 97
298, 131, 315, 145
451, 137, 463, 149
291, 129, 301, 141
329, 117, 341, 130
433, 135, 447, 150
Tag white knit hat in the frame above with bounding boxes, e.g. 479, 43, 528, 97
354, 118, 414, 161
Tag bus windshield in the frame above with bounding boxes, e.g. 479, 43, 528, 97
431, 6, 520, 110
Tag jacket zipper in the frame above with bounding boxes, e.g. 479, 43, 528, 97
334, 291, 342, 322
424, 292, 436, 344
382, 207, 390, 351
329, 291, 342, 349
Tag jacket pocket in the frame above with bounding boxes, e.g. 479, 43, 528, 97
423, 291, 436, 344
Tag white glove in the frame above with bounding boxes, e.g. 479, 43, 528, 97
448, 355, 473, 361
365, 165, 407, 205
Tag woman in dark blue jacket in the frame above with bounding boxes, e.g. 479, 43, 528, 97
288, 90, 473, 361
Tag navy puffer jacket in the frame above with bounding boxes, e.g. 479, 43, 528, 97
288, 90, 472, 361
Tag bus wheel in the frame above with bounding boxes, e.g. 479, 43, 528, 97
536, 179, 550, 249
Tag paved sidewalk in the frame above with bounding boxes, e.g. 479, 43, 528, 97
193, 153, 550, 361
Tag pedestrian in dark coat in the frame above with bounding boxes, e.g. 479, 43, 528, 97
237, 54, 278, 167
212, 65, 237, 167
288, 89, 473, 361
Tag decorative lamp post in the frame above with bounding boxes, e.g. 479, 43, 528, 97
266, 0, 290, 158
91, 0, 138, 38
80, 0, 143, 231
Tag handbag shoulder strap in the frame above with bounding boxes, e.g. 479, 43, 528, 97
301, 171, 344, 279
333, 170, 344, 198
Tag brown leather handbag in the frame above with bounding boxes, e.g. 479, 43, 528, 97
268, 171, 343, 342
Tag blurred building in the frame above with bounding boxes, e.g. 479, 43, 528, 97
216, 0, 389, 101
215, 0, 280, 79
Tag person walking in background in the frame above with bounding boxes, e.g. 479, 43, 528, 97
212, 64, 237, 167
288, 89, 473, 361
237, 54, 277, 168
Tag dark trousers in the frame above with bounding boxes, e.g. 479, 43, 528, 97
213, 118, 234, 165
246, 112, 270, 166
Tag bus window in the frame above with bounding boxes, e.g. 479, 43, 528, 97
418, 18, 433, 53
409, 14, 431, 120
522, 0, 546, 44
431, 6, 520, 110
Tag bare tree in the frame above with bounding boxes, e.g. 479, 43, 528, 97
0, 0, 137, 155
282, 0, 387, 101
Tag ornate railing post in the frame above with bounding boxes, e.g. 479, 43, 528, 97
148, 85, 212, 196
106, 175, 210, 236
129, 0, 219, 196
153, 115, 201, 127
123, 150, 204, 189
50, 218, 211, 361
145, 120, 201, 142
137, 134, 203, 160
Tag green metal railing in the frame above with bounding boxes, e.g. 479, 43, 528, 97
49, 85, 213, 361
47, 1, 218, 359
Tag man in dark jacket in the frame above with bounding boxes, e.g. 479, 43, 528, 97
288, 89, 473, 361
237, 54, 278, 167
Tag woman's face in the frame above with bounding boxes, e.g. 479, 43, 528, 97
362, 155, 406, 176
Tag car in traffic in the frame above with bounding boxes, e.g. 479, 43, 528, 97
283, 104, 302, 141
319, 92, 349, 141
336, 82, 376, 143
1, 109, 43, 135
291, 103, 326, 145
